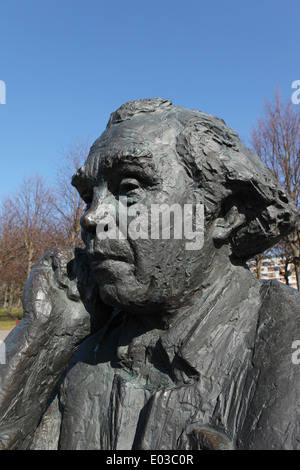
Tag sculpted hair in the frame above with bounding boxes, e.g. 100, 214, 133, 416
174, 117, 297, 259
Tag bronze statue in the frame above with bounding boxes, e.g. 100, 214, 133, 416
0, 99, 299, 450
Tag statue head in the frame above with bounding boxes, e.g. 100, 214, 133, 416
72, 99, 297, 314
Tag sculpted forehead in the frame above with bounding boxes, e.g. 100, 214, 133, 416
72, 114, 183, 194
96, 112, 181, 153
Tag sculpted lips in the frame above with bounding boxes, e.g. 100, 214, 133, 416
87, 249, 134, 270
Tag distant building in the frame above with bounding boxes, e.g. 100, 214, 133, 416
248, 256, 298, 290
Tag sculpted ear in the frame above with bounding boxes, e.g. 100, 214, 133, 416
212, 204, 246, 241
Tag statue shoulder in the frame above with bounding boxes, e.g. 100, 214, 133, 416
260, 278, 300, 310
256, 279, 300, 364
258, 279, 300, 336
239, 280, 300, 449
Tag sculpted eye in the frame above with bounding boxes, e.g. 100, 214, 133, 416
119, 178, 140, 193
118, 178, 141, 204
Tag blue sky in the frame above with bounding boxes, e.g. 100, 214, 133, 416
0, 0, 299, 201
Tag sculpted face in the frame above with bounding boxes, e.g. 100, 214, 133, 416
76, 115, 208, 314
72, 99, 298, 317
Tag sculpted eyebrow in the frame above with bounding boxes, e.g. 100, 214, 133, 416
101, 150, 159, 184
71, 172, 95, 198
101, 149, 154, 168
71, 149, 159, 196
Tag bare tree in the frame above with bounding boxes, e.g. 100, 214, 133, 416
253, 252, 268, 279
6, 174, 57, 278
0, 174, 65, 308
274, 240, 294, 285
251, 90, 300, 289
0, 198, 23, 308
0, 139, 90, 309
52, 139, 89, 247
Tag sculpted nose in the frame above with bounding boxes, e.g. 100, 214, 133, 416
80, 183, 117, 234
80, 210, 97, 233
80, 198, 115, 234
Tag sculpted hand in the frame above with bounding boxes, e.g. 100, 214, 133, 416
21, 246, 112, 341
178, 425, 234, 450
0, 247, 113, 450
